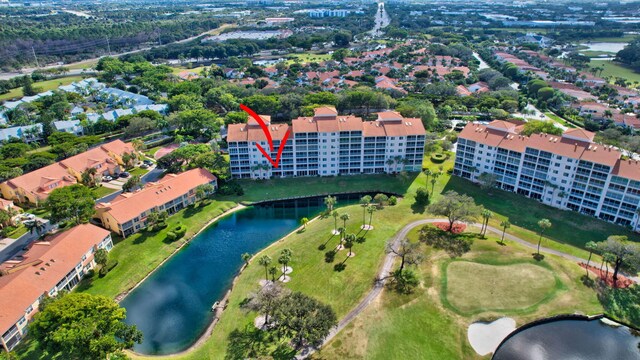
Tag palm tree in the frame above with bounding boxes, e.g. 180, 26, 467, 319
360, 195, 372, 226
324, 195, 337, 212
386, 158, 395, 173
367, 206, 376, 228
269, 266, 278, 282
344, 233, 356, 257
499, 219, 511, 245
278, 249, 292, 278
300, 217, 309, 229
423, 168, 432, 187
26, 219, 46, 236
584, 241, 598, 278
536, 219, 552, 256
241, 253, 252, 267
340, 213, 350, 232
603, 253, 615, 278
480, 209, 493, 236
430, 174, 439, 195
332, 210, 339, 233
258, 255, 272, 282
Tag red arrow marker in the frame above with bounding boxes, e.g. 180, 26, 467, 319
240, 104, 291, 169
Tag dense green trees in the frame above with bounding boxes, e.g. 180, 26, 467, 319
616, 37, 640, 71
427, 191, 482, 232
46, 184, 95, 224
29, 293, 142, 359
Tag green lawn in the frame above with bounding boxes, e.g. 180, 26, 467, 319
0, 75, 85, 101
545, 112, 577, 128
78, 200, 237, 298
590, 60, 640, 84
321, 234, 602, 360
286, 53, 332, 65
5, 224, 28, 239
226, 174, 417, 203
444, 260, 558, 315
129, 167, 150, 177
585, 35, 637, 43
170, 66, 207, 75
91, 186, 117, 199
64, 59, 99, 70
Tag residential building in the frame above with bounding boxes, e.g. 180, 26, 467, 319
53, 120, 84, 135
454, 121, 640, 230
95, 168, 218, 237
0, 224, 113, 352
309, 9, 351, 18
227, 107, 426, 179
0, 140, 135, 204
264, 17, 294, 25
0, 124, 43, 143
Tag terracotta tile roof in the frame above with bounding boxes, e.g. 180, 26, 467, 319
59, 147, 118, 175
0, 224, 109, 333
459, 123, 511, 148
457, 85, 472, 96
313, 106, 338, 118
612, 159, 640, 181
96, 168, 217, 224
563, 128, 596, 142
4, 163, 77, 201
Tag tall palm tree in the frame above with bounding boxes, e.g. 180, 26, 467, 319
268, 266, 278, 282
324, 195, 337, 212
367, 206, 376, 227
480, 209, 493, 236
340, 213, 350, 232
344, 233, 356, 256
26, 219, 46, 236
241, 253, 252, 267
332, 210, 339, 232
386, 158, 395, 173
499, 219, 511, 245
258, 255, 272, 282
536, 219, 552, 256
584, 241, 597, 278
423, 168, 432, 187
278, 249, 293, 277
360, 195, 372, 226
603, 253, 616, 278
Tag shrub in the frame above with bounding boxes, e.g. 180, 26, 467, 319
415, 187, 429, 206
388, 196, 397, 206
446, 167, 454, 175
218, 181, 244, 196
166, 231, 177, 241
430, 153, 446, 163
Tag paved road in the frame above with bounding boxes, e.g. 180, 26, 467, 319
370, 2, 390, 37
0, 217, 56, 262
299, 218, 639, 358
96, 167, 164, 203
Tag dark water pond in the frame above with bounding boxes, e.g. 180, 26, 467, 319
493, 317, 640, 360
121, 194, 368, 355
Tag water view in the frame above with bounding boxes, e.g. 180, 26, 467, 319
121, 195, 365, 355
493, 317, 640, 360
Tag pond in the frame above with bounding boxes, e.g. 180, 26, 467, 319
121, 194, 370, 355
492, 316, 640, 360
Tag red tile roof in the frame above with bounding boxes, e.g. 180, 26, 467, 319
0, 224, 109, 333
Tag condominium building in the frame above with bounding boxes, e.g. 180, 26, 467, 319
454, 121, 640, 230
309, 9, 351, 18
95, 168, 217, 237
0, 224, 113, 352
227, 107, 426, 179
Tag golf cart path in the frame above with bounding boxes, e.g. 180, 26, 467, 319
299, 218, 639, 358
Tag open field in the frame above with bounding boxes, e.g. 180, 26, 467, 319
586, 35, 637, 43
0, 75, 85, 101
590, 60, 640, 84
170, 66, 207, 75
286, 53, 332, 65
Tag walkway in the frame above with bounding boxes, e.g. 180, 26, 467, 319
300, 218, 639, 358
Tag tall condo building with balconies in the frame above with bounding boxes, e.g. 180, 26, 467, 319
227, 107, 426, 179
454, 120, 640, 231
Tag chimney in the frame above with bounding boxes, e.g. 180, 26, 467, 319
574, 143, 578, 152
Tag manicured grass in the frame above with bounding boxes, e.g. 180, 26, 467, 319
443, 176, 639, 251
129, 167, 150, 177
321, 234, 603, 360
144, 146, 163, 157
590, 60, 640, 84
91, 186, 117, 199
545, 112, 577, 128
5, 224, 28, 239
226, 173, 418, 203
585, 35, 637, 43
286, 53, 332, 65
64, 59, 99, 70
78, 200, 237, 298
444, 261, 557, 314
0, 76, 85, 101
170, 66, 207, 76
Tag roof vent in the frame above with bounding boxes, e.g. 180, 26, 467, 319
35, 271, 40, 275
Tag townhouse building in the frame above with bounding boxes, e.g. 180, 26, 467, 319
454, 121, 640, 230
95, 168, 217, 237
227, 107, 426, 179
0, 140, 135, 205
0, 224, 113, 352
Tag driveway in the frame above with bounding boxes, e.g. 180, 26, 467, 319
0, 217, 56, 262
96, 166, 164, 203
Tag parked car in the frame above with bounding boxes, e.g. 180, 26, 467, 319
23, 214, 35, 221
143, 159, 153, 165
119, 172, 130, 178
103, 176, 113, 182
140, 163, 149, 169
